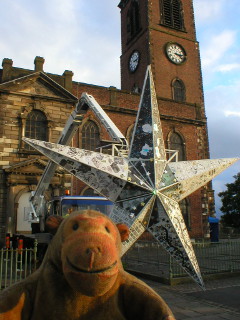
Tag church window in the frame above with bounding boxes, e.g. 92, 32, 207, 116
161, 0, 184, 30
25, 110, 48, 150
82, 121, 100, 151
172, 79, 185, 102
127, 0, 141, 40
168, 131, 186, 161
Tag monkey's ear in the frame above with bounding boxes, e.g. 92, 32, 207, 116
116, 224, 130, 242
45, 215, 64, 235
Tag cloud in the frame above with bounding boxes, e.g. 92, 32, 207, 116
213, 161, 240, 217
0, 0, 121, 88
215, 63, 240, 72
206, 81, 240, 114
0, 0, 79, 66
46, 0, 78, 20
205, 77, 240, 217
194, 0, 224, 23
201, 30, 236, 68
224, 111, 240, 118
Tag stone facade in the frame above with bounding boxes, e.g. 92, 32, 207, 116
0, 68, 77, 241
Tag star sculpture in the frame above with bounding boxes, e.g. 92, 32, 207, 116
24, 66, 239, 289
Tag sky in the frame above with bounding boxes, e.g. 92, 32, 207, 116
0, 0, 239, 217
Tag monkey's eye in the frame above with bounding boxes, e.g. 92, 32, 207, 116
105, 226, 110, 233
72, 223, 79, 231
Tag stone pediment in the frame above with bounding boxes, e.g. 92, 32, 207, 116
0, 72, 77, 102
5, 159, 64, 176
18, 80, 61, 98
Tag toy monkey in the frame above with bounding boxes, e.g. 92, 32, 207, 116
0, 210, 175, 320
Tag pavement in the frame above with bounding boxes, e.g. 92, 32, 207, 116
143, 275, 240, 320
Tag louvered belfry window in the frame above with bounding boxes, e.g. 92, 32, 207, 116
127, 0, 140, 40
161, 0, 184, 30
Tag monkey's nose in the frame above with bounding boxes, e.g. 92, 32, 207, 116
85, 247, 101, 270
85, 247, 101, 255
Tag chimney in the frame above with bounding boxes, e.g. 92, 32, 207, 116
2, 58, 13, 82
34, 56, 45, 72
63, 70, 73, 92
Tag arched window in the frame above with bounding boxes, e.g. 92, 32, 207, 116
168, 131, 185, 161
172, 79, 185, 102
127, 0, 141, 40
179, 198, 190, 229
82, 121, 100, 151
161, 0, 184, 30
25, 110, 48, 150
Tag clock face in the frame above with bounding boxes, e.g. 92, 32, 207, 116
129, 51, 140, 72
166, 43, 186, 65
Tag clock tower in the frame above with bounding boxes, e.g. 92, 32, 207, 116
119, 0, 203, 103
118, 0, 214, 238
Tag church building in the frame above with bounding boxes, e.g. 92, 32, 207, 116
0, 0, 214, 244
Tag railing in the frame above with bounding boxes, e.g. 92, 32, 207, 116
171, 240, 240, 277
99, 143, 129, 157
2, 239, 239, 290
0, 240, 37, 290
122, 240, 240, 282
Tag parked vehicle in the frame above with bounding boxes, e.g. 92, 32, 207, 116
47, 195, 113, 217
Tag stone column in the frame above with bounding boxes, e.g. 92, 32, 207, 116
1, 58, 13, 82
109, 86, 117, 106
34, 56, 45, 72
63, 70, 74, 92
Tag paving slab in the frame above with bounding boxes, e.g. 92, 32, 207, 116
143, 276, 240, 320
187, 286, 240, 312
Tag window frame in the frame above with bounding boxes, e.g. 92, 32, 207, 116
172, 78, 186, 102
127, 0, 141, 42
20, 108, 49, 153
167, 130, 186, 161
80, 120, 101, 152
160, 0, 185, 31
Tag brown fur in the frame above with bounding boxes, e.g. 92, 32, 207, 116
0, 293, 25, 320
0, 210, 175, 319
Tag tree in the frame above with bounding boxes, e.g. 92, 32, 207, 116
219, 173, 240, 229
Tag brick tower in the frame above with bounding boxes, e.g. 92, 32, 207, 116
119, 0, 203, 101
118, 0, 214, 238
